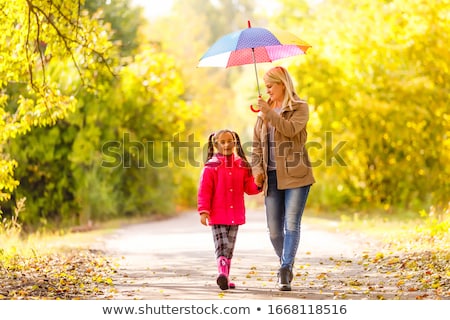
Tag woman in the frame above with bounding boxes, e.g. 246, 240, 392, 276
251, 66, 315, 291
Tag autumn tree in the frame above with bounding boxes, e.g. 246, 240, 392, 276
276, 0, 450, 211
2, 0, 200, 227
0, 0, 116, 202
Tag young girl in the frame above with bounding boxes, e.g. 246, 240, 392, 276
197, 129, 262, 290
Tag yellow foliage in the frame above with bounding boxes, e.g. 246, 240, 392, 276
275, 0, 450, 210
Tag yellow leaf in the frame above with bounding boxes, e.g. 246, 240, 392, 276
348, 279, 362, 286
388, 257, 400, 265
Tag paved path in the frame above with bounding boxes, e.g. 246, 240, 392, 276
101, 208, 394, 300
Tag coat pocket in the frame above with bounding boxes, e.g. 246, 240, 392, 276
285, 153, 308, 178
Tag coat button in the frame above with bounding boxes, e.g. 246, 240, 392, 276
230, 205, 233, 209
229, 188, 233, 192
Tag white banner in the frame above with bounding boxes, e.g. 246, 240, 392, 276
1, 299, 448, 320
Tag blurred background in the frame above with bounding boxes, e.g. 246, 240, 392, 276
1, 0, 449, 231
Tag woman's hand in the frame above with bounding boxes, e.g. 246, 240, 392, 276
200, 212, 210, 226
257, 97, 271, 114
255, 173, 265, 188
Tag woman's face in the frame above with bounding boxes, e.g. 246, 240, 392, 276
264, 81, 285, 105
215, 131, 235, 156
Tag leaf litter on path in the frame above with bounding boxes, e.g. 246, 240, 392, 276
3, 213, 447, 300
0, 249, 117, 300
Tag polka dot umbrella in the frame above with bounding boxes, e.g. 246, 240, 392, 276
198, 21, 311, 111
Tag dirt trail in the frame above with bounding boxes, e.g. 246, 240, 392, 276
100, 208, 423, 300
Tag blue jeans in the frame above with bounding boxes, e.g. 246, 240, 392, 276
265, 170, 311, 270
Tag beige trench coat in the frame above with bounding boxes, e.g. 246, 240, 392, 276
251, 97, 315, 194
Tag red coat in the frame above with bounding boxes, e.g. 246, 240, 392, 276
197, 153, 261, 225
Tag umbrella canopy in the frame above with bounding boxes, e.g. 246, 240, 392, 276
198, 21, 311, 112
198, 22, 311, 68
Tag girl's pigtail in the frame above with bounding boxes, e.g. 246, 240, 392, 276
233, 131, 251, 169
206, 133, 215, 163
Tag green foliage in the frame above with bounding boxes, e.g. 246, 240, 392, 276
2, 8, 201, 230
3, 0, 448, 229
277, 0, 450, 211
418, 205, 450, 238
6, 124, 77, 226
1, 0, 201, 229
0, 197, 23, 237
104, 45, 197, 216
84, 0, 142, 56
0, 0, 116, 201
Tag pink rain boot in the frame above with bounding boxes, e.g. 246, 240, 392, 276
216, 256, 229, 290
226, 258, 235, 289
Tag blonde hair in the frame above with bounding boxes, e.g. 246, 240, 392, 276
263, 66, 302, 110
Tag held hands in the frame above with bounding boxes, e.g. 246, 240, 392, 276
255, 173, 265, 188
200, 212, 210, 226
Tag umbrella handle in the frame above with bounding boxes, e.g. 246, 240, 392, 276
250, 104, 260, 113
250, 95, 261, 113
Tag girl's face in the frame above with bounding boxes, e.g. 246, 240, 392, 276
264, 81, 285, 105
215, 131, 235, 156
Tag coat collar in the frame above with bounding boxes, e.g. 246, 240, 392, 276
205, 153, 240, 167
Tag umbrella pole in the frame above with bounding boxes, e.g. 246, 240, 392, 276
249, 48, 261, 112
251, 48, 261, 97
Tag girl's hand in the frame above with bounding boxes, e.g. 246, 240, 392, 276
200, 212, 210, 226
255, 173, 265, 187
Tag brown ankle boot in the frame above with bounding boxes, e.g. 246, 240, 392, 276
278, 266, 293, 291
